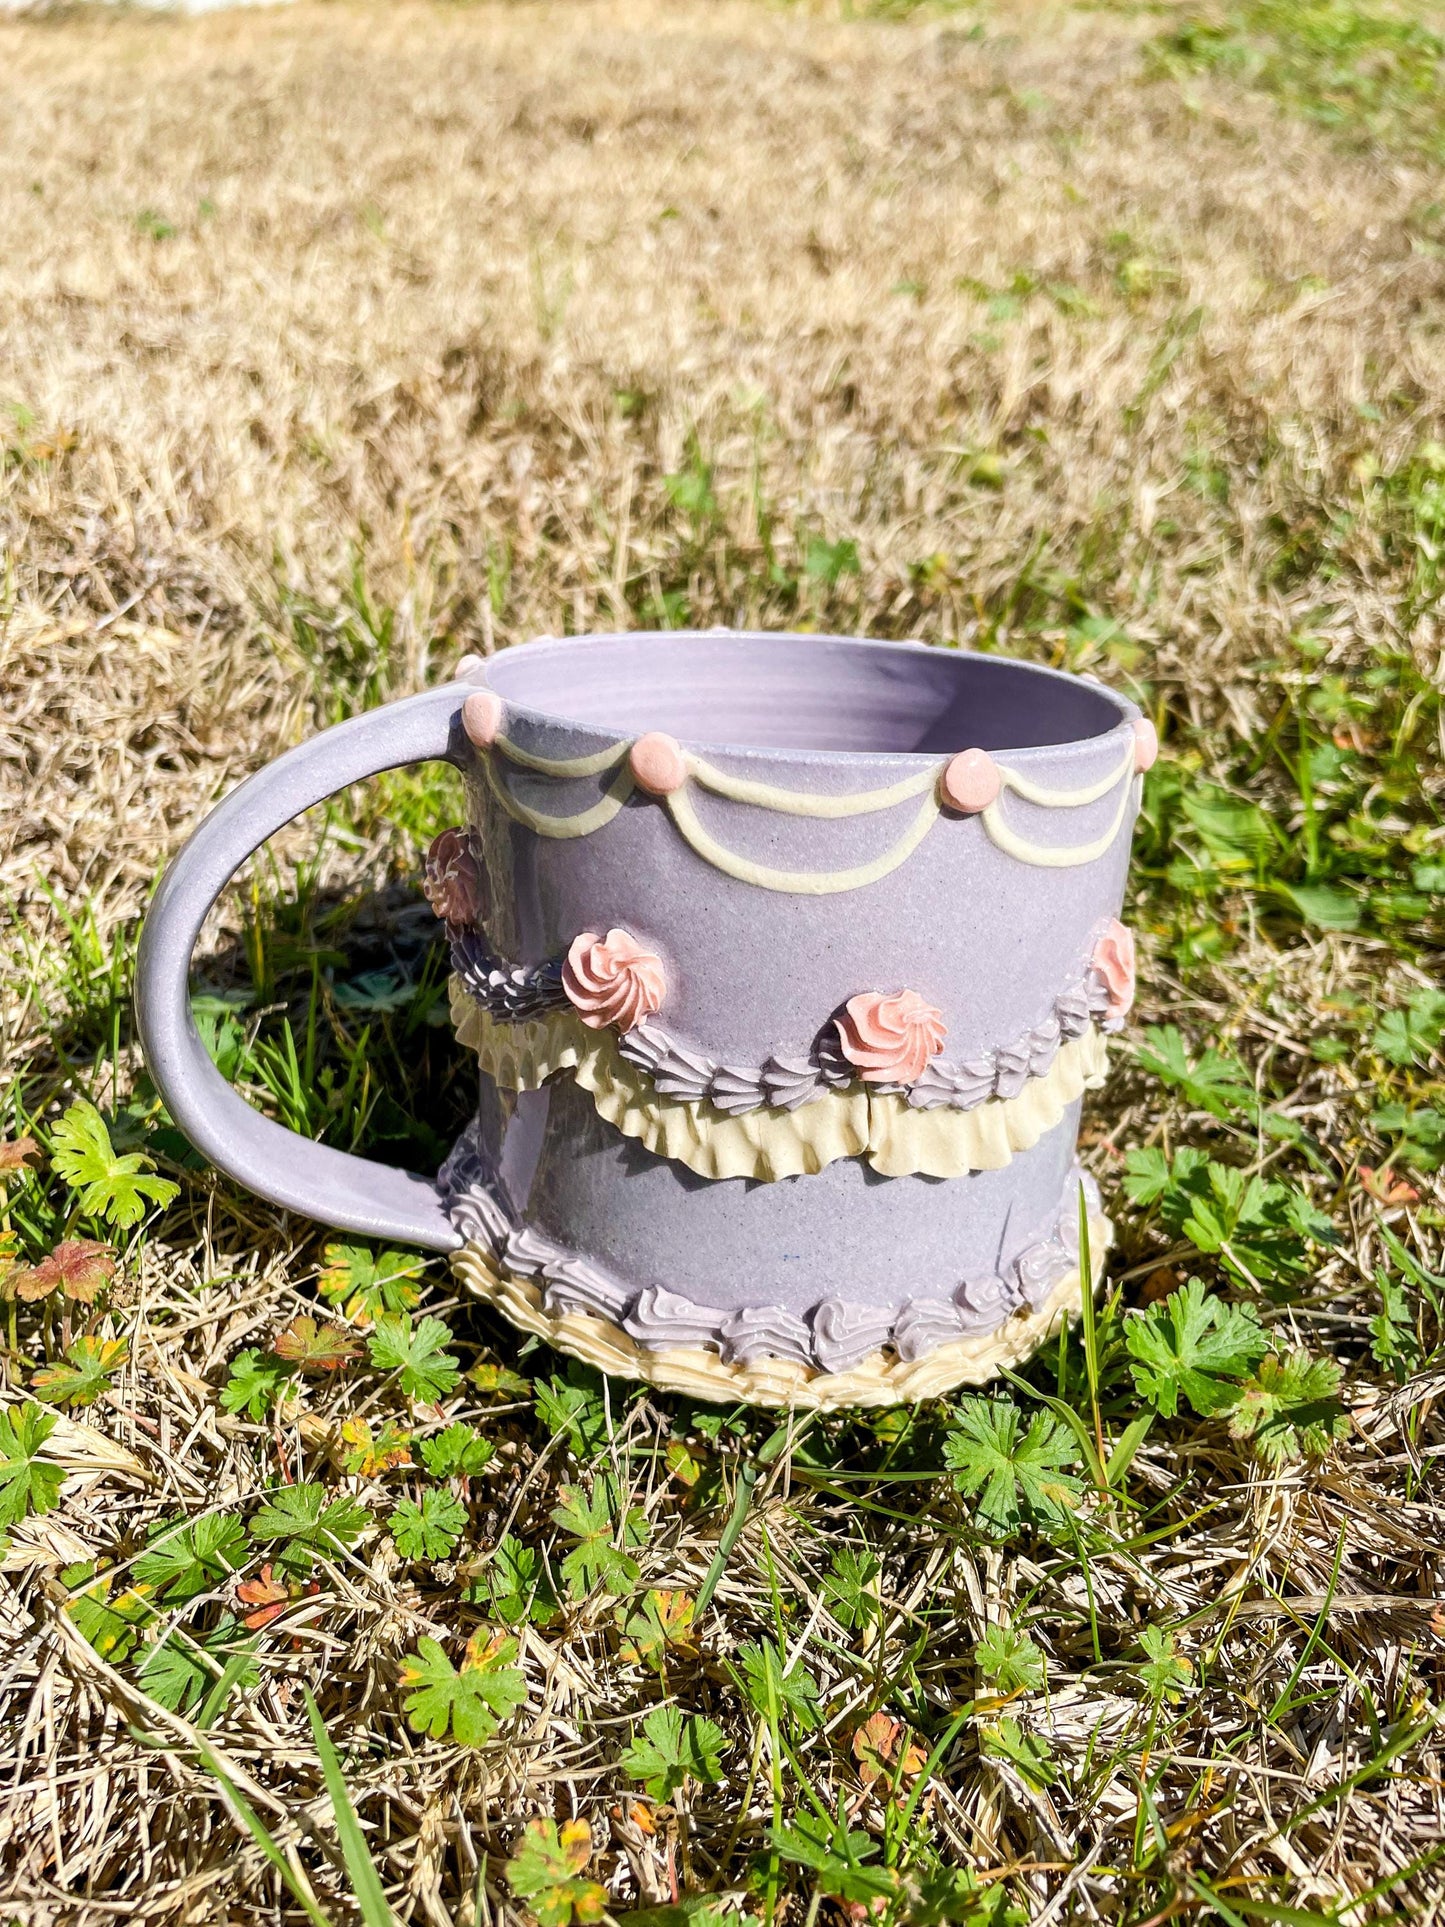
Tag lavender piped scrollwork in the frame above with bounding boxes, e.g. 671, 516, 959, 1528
428, 826, 1132, 1120
439, 1121, 1102, 1373
453, 923, 1120, 1116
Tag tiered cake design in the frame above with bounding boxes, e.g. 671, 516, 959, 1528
432, 634, 1149, 1408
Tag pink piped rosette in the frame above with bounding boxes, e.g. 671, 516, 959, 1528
563, 929, 668, 1032
836, 989, 948, 1085
1089, 918, 1135, 1031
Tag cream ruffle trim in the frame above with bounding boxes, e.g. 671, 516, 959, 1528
450, 980, 1108, 1182
450, 1217, 1109, 1409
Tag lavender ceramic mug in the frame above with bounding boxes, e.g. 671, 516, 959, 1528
137, 631, 1151, 1406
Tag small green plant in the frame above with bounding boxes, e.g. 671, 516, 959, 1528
340, 1418, 414, 1476
389, 1488, 466, 1561
975, 1622, 1046, 1697
1227, 1350, 1350, 1463
769, 1812, 898, 1905
11, 1238, 116, 1306
821, 1545, 880, 1630
803, 533, 861, 587
400, 1630, 526, 1746
0, 1402, 64, 1530
616, 1588, 697, 1672
534, 1372, 610, 1460
221, 1348, 296, 1421
135, 1514, 248, 1601
663, 438, 719, 529
1123, 1278, 1269, 1417
248, 1484, 369, 1572
735, 1637, 821, 1731
272, 1315, 360, 1373
942, 1398, 1081, 1535
1370, 1269, 1424, 1380
979, 1716, 1056, 1789
317, 1243, 425, 1324
1137, 1625, 1192, 1703
367, 1313, 460, 1403
137, 1619, 259, 1717
550, 1478, 647, 1599
419, 1421, 494, 1479
468, 1533, 559, 1628
51, 1099, 179, 1230
64, 1562, 154, 1662
620, 1704, 727, 1801
32, 1334, 127, 1407
1371, 989, 1445, 1067
505, 1817, 606, 1927
1134, 1026, 1257, 1121
1124, 1148, 1333, 1288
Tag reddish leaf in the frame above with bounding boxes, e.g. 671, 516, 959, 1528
236, 1562, 292, 1630
852, 1710, 925, 1788
0, 1136, 40, 1176
1360, 1165, 1420, 1207
339, 1416, 413, 1476
15, 1239, 116, 1304
272, 1315, 360, 1373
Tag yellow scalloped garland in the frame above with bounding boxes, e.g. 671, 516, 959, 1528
450, 1211, 1111, 1408
449, 980, 1108, 1181
477, 726, 1139, 880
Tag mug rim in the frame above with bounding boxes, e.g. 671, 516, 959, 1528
477, 628, 1140, 766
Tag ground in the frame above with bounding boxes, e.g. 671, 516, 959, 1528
2, 0, 1444, 1920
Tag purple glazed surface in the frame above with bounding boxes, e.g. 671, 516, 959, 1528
474, 634, 1137, 1066
135, 629, 1142, 1373
490, 1079, 1085, 1311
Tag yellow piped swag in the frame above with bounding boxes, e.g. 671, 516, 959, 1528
479, 726, 1139, 885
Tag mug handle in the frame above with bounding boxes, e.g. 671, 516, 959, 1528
135, 682, 473, 1252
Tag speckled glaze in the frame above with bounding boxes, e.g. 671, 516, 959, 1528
135, 630, 1143, 1381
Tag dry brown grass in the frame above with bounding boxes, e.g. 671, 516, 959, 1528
3, 0, 1445, 1921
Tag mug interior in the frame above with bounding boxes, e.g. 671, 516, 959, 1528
484, 631, 1126, 755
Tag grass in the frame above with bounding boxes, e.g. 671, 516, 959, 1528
2, 0, 1445, 1919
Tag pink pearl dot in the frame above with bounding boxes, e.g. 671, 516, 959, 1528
462, 690, 504, 748
942, 747, 1002, 814
1133, 717, 1159, 774
629, 732, 688, 796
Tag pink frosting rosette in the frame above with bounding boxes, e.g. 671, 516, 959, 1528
837, 989, 947, 1085
1091, 918, 1136, 1017
423, 828, 486, 928
563, 929, 667, 1032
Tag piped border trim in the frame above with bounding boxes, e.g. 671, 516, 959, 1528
462, 683, 1148, 887
449, 918, 1128, 1108
440, 1127, 1109, 1403
450, 980, 1109, 1181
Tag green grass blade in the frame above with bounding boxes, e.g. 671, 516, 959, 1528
197, 1649, 259, 1731
302, 1686, 396, 1927
193, 1743, 335, 1927
1076, 1180, 1106, 1475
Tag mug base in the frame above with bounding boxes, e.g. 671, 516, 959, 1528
450, 1209, 1110, 1409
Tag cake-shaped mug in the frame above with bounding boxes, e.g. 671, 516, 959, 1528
136, 631, 1151, 1408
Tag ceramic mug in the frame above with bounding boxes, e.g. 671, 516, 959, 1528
137, 631, 1150, 1406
